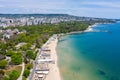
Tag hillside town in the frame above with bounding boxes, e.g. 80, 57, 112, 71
0, 14, 116, 28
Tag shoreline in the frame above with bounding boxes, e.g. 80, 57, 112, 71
84, 23, 98, 32
64, 23, 98, 35
43, 22, 111, 80
66, 22, 112, 35
45, 35, 62, 80
44, 22, 113, 80
31, 22, 113, 80
54, 22, 120, 80
31, 34, 62, 80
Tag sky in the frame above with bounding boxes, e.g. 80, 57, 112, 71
0, 0, 120, 19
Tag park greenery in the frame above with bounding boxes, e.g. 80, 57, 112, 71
11, 53, 22, 65
0, 60, 8, 69
23, 69, 30, 78
2, 70, 20, 80
22, 63, 33, 79
9, 70, 20, 80
0, 21, 89, 64
26, 50, 36, 60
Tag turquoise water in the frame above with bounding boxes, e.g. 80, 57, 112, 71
57, 22, 120, 80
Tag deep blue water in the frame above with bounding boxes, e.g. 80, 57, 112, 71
57, 22, 120, 80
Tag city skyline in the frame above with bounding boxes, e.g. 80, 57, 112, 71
0, 0, 120, 19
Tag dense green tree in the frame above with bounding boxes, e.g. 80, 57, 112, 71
20, 45, 28, 51
26, 50, 35, 60
11, 53, 22, 65
0, 43, 7, 50
0, 43, 7, 55
0, 60, 8, 69
20, 43, 31, 51
6, 50, 15, 56
9, 70, 19, 80
23, 69, 30, 78
27, 64, 33, 70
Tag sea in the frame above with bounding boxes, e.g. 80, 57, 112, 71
57, 22, 120, 80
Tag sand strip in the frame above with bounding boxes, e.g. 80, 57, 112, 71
45, 36, 61, 80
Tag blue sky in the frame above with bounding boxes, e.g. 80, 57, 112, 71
0, 0, 120, 18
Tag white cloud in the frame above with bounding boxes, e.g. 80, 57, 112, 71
0, 0, 67, 10
82, 1, 120, 8
0, 0, 120, 18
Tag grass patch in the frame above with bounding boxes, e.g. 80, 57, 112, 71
4, 66, 22, 75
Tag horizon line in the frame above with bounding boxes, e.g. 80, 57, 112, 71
0, 13, 118, 19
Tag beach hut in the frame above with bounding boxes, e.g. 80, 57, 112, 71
36, 69, 49, 75
37, 59, 55, 64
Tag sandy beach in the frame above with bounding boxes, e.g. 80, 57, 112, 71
31, 35, 62, 80
45, 37, 61, 80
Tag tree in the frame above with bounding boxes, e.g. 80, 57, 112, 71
9, 70, 19, 80
20, 43, 31, 51
0, 60, 8, 69
23, 69, 30, 78
0, 43, 7, 55
6, 50, 15, 56
0, 43, 7, 51
20, 45, 28, 51
11, 53, 22, 65
27, 64, 33, 70
26, 50, 35, 60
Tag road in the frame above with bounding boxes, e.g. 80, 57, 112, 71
17, 62, 25, 80
29, 49, 41, 80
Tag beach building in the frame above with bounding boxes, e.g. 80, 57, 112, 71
33, 63, 49, 80
37, 59, 54, 64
